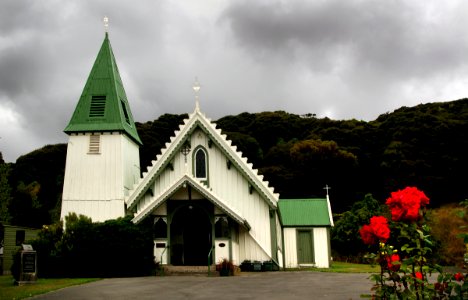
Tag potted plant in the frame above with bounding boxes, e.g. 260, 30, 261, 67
217, 258, 234, 276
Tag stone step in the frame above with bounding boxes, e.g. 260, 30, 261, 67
161, 265, 220, 276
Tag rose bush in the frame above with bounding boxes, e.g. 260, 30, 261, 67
361, 187, 468, 299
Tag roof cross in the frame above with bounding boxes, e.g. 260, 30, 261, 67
323, 184, 331, 197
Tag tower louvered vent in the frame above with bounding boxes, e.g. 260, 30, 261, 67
89, 95, 106, 117
88, 134, 100, 154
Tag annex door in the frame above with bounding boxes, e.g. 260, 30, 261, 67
170, 203, 212, 265
297, 230, 314, 264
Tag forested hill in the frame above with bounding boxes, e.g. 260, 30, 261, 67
2, 98, 467, 227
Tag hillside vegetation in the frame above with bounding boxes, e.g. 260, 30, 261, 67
1, 98, 467, 227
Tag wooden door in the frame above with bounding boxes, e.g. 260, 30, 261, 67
297, 230, 314, 264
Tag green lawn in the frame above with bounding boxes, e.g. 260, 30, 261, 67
289, 261, 379, 273
0, 276, 100, 300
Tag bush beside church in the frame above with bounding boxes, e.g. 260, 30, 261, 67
31, 214, 156, 278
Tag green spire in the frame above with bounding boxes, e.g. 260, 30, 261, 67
64, 33, 142, 145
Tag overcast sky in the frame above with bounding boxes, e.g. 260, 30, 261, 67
1, 0, 468, 163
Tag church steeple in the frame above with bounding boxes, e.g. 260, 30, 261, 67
64, 32, 142, 145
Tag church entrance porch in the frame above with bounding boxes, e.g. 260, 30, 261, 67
169, 201, 213, 266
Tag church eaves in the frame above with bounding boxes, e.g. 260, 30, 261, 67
64, 33, 142, 145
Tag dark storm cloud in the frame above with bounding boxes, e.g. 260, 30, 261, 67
222, 1, 468, 78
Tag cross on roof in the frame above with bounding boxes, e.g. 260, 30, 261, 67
323, 184, 331, 197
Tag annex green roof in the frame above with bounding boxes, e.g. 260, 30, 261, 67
64, 33, 142, 145
278, 198, 332, 227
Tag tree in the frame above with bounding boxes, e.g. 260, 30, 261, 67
9, 181, 43, 227
331, 194, 383, 260
429, 203, 468, 266
9, 144, 67, 225
0, 162, 12, 223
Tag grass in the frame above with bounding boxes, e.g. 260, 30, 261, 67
0, 276, 100, 300
289, 261, 380, 273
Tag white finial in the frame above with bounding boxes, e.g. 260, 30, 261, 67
193, 77, 201, 111
103, 16, 109, 33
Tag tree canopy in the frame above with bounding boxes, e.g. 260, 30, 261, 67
2, 98, 467, 226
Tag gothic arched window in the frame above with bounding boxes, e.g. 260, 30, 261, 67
194, 147, 207, 180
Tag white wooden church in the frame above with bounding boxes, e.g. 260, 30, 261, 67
60, 30, 334, 269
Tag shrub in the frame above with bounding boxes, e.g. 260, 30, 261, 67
32, 214, 155, 278
429, 203, 467, 266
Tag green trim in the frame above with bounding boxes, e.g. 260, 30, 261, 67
269, 209, 278, 262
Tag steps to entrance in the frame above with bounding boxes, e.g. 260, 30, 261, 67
161, 265, 219, 276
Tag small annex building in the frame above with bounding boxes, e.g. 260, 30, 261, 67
0, 224, 40, 275
60, 30, 333, 269
279, 198, 334, 268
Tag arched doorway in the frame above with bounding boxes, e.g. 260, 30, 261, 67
170, 203, 212, 265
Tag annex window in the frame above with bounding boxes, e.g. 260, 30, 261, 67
89, 95, 106, 117
194, 148, 207, 180
88, 134, 100, 154
120, 100, 131, 125
16, 230, 25, 246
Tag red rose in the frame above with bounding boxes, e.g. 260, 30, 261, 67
454, 272, 464, 281
414, 272, 423, 280
386, 187, 430, 222
360, 216, 390, 245
386, 254, 401, 271
360, 224, 377, 245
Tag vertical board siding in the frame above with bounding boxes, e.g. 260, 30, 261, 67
283, 228, 298, 268
283, 227, 330, 268
62, 133, 138, 222
133, 128, 275, 261
313, 227, 330, 268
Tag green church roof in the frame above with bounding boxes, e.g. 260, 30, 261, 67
278, 198, 332, 227
64, 33, 142, 145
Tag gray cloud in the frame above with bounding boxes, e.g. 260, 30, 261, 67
1, 0, 468, 162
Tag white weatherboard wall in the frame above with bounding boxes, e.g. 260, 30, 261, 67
283, 227, 331, 268
313, 227, 331, 268
215, 239, 230, 263
61, 132, 140, 222
130, 126, 275, 262
189, 130, 273, 259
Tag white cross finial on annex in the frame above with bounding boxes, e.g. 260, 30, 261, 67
103, 16, 109, 33
193, 77, 201, 111
323, 184, 331, 197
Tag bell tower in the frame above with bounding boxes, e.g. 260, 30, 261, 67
61, 22, 142, 222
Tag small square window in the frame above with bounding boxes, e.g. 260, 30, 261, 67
16, 230, 25, 246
